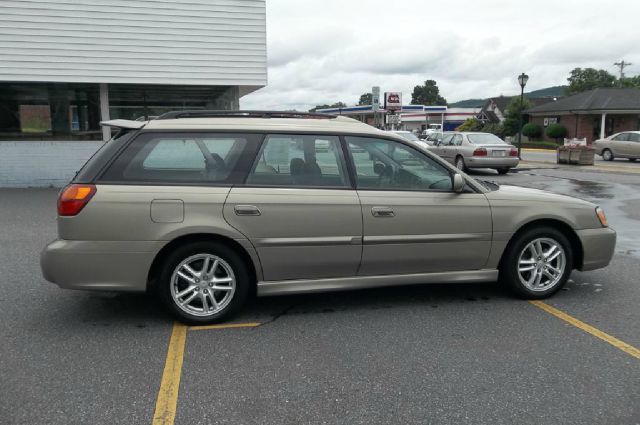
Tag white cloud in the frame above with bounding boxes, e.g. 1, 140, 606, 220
242, 0, 640, 110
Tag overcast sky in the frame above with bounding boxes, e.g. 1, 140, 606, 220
241, 0, 638, 111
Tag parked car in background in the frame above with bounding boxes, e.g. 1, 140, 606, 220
430, 132, 519, 174
593, 131, 640, 161
420, 124, 442, 138
41, 111, 614, 325
388, 130, 430, 149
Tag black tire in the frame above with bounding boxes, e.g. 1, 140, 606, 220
455, 156, 467, 172
602, 149, 614, 161
158, 241, 250, 325
496, 167, 510, 175
500, 226, 573, 299
629, 158, 637, 162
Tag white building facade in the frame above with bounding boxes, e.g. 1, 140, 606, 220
0, 0, 266, 186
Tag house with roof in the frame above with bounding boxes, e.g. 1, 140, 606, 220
526, 88, 640, 142
477, 96, 556, 124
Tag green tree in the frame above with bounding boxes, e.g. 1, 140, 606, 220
482, 123, 506, 138
309, 102, 346, 113
456, 118, 483, 132
546, 123, 567, 142
566, 68, 617, 95
411, 80, 447, 105
522, 123, 543, 139
358, 93, 372, 105
502, 96, 533, 137
621, 75, 640, 88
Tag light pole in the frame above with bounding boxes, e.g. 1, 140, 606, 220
517, 72, 529, 159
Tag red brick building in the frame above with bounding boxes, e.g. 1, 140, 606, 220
526, 88, 640, 142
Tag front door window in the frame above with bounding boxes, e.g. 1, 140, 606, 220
346, 137, 452, 191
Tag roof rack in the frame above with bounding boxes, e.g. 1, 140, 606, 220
156, 110, 337, 120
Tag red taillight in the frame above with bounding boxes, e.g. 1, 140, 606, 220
472, 148, 487, 156
58, 184, 96, 216
510, 148, 518, 157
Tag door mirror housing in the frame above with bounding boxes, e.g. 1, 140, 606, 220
452, 173, 465, 193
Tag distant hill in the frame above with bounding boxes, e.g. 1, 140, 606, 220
448, 85, 567, 107
525, 85, 566, 98
448, 98, 485, 108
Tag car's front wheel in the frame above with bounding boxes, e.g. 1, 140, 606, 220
158, 241, 249, 324
500, 227, 573, 299
602, 149, 614, 161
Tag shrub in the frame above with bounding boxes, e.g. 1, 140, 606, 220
481, 123, 506, 138
522, 123, 542, 139
456, 118, 483, 132
546, 123, 567, 141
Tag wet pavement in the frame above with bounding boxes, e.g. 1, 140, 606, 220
481, 166, 640, 256
1, 165, 639, 425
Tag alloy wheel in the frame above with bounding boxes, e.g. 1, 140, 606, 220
170, 253, 236, 317
517, 238, 566, 291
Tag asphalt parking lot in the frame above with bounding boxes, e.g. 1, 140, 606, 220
1, 163, 639, 425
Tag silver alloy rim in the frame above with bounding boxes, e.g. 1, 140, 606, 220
517, 238, 566, 291
456, 158, 464, 170
170, 254, 236, 317
603, 150, 612, 160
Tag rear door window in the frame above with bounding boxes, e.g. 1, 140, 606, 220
100, 133, 260, 184
246, 134, 349, 187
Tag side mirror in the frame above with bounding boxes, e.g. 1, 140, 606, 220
452, 173, 465, 193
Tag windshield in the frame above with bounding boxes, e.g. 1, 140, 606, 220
394, 131, 419, 142
467, 133, 507, 145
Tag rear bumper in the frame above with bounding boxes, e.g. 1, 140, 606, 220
576, 227, 616, 271
466, 156, 519, 169
40, 239, 162, 292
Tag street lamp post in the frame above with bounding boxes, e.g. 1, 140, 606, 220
517, 72, 529, 159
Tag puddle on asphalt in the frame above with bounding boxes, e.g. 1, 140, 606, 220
515, 177, 640, 257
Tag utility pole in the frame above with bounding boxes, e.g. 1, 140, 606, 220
614, 60, 632, 86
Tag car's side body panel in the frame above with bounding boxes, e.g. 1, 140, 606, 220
356, 190, 492, 274
223, 187, 363, 281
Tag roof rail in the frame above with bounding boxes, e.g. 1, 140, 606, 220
156, 110, 337, 120
99, 119, 146, 129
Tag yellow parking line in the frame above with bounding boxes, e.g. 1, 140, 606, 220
530, 301, 640, 360
189, 322, 262, 331
151, 321, 261, 425
152, 322, 188, 425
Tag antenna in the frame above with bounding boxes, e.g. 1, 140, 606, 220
614, 60, 632, 86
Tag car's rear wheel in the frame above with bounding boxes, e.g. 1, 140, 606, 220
629, 158, 637, 162
500, 227, 573, 299
496, 167, 510, 175
455, 156, 467, 172
158, 241, 249, 324
602, 149, 614, 161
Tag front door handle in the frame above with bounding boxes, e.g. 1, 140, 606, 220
371, 206, 395, 217
234, 205, 261, 216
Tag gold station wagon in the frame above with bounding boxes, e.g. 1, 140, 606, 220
41, 111, 616, 324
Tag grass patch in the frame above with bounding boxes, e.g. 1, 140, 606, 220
520, 140, 561, 150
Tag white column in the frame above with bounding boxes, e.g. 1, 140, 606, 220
100, 83, 110, 141
600, 112, 606, 140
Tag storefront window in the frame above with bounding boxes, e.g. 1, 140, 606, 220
0, 83, 240, 140
0, 83, 102, 140
108, 84, 239, 121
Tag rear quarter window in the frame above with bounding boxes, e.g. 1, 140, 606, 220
99, 132, 261, 184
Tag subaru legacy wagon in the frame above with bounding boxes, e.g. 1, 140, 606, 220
41, 111, 616, 324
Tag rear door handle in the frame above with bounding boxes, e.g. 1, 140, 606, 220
371, 206, 395, 217
234, 205, 261, 216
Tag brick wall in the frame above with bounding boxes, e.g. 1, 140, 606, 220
0, 140, 103, 188
530, 114, 640, 142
